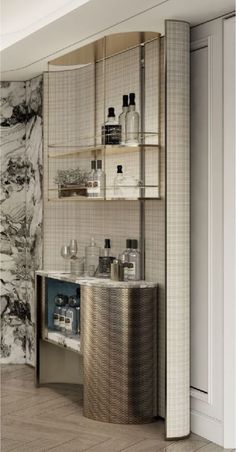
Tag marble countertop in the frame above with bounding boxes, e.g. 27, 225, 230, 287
36, 270, 157, 288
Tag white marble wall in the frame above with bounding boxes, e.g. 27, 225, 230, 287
0, 77, 43, 364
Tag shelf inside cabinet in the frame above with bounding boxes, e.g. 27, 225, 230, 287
46, 330, 81, 354
48, 143, 159, 159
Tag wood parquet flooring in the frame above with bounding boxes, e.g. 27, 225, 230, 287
0, 365, 233, 452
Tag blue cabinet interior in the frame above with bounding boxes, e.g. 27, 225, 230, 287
46, 278, 80, 330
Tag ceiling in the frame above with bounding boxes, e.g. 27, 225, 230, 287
0, 0, 90, 50
0, 0, 234, 81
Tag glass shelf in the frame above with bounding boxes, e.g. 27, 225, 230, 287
48, 143, 159, 159
47, 183, 160, 201
46, 33, 161, 203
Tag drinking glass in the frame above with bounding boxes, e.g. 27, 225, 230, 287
61, 245, 71, 260
69, 239, 78, 257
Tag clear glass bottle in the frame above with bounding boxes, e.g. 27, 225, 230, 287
53, 306, 61, 330
85, 237, 100, 276
113, 165, 139, 199
119, 239, 132, 281
70, 256, 84, 276
87, 160, 96, 198
54, 294, 68, 331
126, 93, 139, 146
113, 165, 125, 198
65, 293, 80, 335
118, 95, 129, 145
102, 107, 121, 145
93, 160, 105, 198
59, 304, 69, 332
128, 239, 141, 281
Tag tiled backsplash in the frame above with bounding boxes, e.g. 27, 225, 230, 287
43, 200, 140, 271
43, 37, 165, 417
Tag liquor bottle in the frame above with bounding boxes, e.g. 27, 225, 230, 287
54, 294, 68, 331
103, 238, 111, 257
118, 95, 129, 145
113, 165, 125, 198
93, 160, 105, 198
113, 165, 139, 199
53, 306, 61, 330
128, 239, 141, 281
102, 107, 121, 145
119, 239, 132, 281
98, 239, 115, 277
85, 237, 100, 276
87, 160, 96, 197
59, 304, 69, 332
65, 292, 80, 335
126, 93, 139, 146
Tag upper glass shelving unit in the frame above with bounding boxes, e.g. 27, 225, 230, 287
45, 32, 161, 201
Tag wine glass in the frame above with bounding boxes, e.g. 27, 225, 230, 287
61, 245, 71, 260
69, 239, 78, 257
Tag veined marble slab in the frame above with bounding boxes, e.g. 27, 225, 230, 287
36, 270, 157, 289
47, 330, 81, 354
0, 77, 43, 365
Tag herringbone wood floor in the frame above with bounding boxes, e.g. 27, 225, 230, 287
0, 365, 233, 451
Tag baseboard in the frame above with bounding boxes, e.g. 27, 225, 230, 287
191, 409, 223, 447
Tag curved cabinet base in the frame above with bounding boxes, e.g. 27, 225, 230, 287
82, 286, 157, 424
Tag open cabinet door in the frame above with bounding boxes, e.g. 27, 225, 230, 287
165, 20, 190, 439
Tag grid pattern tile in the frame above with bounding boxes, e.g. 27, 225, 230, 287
145, 37, 166, 418
43, 37, 165, 419
165, 20, 190, 438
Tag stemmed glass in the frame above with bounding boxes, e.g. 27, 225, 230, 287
61, 245, 71, 260
69, 239, 78, 258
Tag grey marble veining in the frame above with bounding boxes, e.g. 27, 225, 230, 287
36, 270, 157, 288
47, 331, 81, 354
0, 78, 43, 364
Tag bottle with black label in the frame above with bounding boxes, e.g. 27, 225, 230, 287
102, 107, 121, 145
53, 306, 61, 330
119, 239, 132, 281
128, 239, 141, 281
54, 294, 68, 331
98, 238, 115, 277
65, 290, 80, 335
59, 305, 68, 332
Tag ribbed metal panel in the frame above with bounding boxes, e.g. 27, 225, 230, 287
82, 285, 156, 424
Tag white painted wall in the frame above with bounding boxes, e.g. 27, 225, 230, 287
190, 15, 236, 448
223, 15, 236, 449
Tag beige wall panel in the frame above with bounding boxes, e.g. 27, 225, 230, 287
165, 20, 190, 438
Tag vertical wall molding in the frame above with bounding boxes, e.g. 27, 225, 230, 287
190, 35, 214, 406
165, 20, 190, 439
190, 17, 224, 446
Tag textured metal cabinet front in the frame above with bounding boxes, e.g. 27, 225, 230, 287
82, 285, 156, 424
